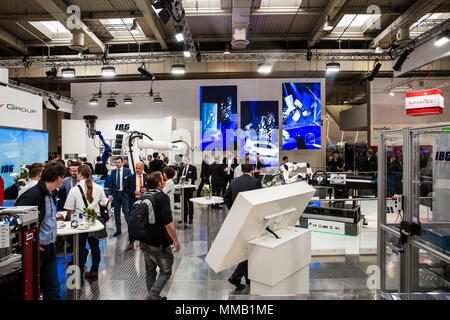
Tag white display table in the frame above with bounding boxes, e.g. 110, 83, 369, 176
175, 184, 196, 229
57, 219, 104, 300
190, 196, 224, 249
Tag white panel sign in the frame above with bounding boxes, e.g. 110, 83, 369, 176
307, 218, 345, 235
0, 86, 43, 130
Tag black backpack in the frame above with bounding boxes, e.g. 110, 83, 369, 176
129, 190, 160, 242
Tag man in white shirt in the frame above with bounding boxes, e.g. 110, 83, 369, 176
222, 151, 237, 196
18, 163, 44, 197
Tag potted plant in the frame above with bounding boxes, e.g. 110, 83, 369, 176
203, 186, 212, 199
83, 207, 98, 225
11, 164, 29, 189
179, 176, 185, 185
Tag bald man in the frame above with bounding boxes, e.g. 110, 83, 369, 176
124, 161, 148, 250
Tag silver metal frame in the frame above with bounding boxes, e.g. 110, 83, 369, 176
377, 124, 450, 293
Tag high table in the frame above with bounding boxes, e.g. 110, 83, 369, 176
175, 184, 196, 229
190, 196, 224, 250
57, 219, 104, 300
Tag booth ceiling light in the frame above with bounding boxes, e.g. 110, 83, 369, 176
124, 97, 133, 104
224, 43, 231, 55
434, 31, 450, 47
46, 67, 57, 80
257, 63, 272, 74
323, 16, 333, 31
389, 91, 395, 96
61, 67, 75, 78
154, 95, 162, 103
48, 97, 60, 110
326, 62, 340, 73
392, 48, 413, 72
102, 66, 116, 77
138, 65, 154, 80
374, 44, 383, 54
171, 64, 186, 74
89, 97, 98, 105
107, 98, 117, 108
175, 25, 184, 42
152, 0, 172, 24
130, 19, 139, 34
366, 61, 382, 81
183, 44, 191, 58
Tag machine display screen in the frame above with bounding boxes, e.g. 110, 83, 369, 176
200, 86, 238, 151
240, 101, 279, 167
0, 127, 48, 190
282, 82, 322, 150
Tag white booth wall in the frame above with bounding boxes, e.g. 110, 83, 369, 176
69, 78, 326, 168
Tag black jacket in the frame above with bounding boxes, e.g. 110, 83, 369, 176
200, 160, 211, 179
149, 159, 165, 174
85, 162, 95, 174
224, 174, 262, 209
177, 164, 197, 184
94, 162, 108, 179
15, 179, 57, 223
210, 162, 226, 185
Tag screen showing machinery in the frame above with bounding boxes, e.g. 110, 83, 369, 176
0, 127, 48, 190
240, 101, 279, 167
282, 82, 322, 150
200, 85, 238, 151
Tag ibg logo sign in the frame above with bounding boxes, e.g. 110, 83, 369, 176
115, 124, 130, 131
435, 151, 450, 162
0, 103, 37, 114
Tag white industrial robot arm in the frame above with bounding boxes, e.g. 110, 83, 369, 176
280, 162, 312, 184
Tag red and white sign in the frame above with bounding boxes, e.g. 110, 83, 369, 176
405, 89, 444, 116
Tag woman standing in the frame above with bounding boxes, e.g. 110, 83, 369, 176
64, 165, 108, 279
162, 166, 176, 211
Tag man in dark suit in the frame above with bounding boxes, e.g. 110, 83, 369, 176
210, 157, 225, 209
177, 156, 197, 224
222, 151, 238, 196
224, 163, 262, 290
253, 153, 266, 181
82, 157, 95, 174
107, 156, 132, 237
124, 161, 147, 250
197, 154, 211, 197
149, 152, 165, 174
94, 156, 108, 180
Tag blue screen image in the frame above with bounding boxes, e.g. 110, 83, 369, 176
282, 82, 321, 150
200, 86, 237, 151
0, 127, 48, 190
240, 101, 279, 167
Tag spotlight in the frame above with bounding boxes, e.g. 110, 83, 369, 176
124, 97, 133, 105
107, 98, 117, 108
389, 91, 395, 96
152, 0, 172, 24
374, 44, 383, 54
257, 63, 272, 74
434, 31, 450, 47
323, 15, 333, 31
366, 61, 382, 81
306, 48, 312, 61
175, 25, 184, 42
46, 67, 57, 80
130, 19, 139, 34
102, 66, 116, 77
89, 97, 98, 105
326, 62, 340, 73
184, 50, 191, 58
154, 95, 162, 103
196, 51, 202, 62
224, 43, 231, 55
171, 64, 186, 74
61, 67, 76, 78
393, 48, 413, 72
48, 97, 60, 110
138, 65, 155, 80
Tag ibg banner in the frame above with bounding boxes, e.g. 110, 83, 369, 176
0, 86, 43, 130
432, 132, 450, 222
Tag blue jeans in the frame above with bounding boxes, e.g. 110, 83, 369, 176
39, 244, 60, 300
113, 191, 129, 233
79, 235, 101, 273
140, 243, 174, 299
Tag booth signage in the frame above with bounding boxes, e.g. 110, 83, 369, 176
0, 86, 42, 130
405, 89, 444, 116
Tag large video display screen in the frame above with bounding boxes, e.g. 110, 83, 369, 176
282, 82, 322, 150
0, 127, 48, 190
240, 101, 279, 167
200, 86, 237, 151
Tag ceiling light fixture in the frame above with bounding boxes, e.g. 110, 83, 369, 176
175, 25, 184, 42
366, 61, 382, 81
61, 67, 75, 78
374, 44, 383, 54
171, 64, 186, 74
124, 97, 133, 105
224, 43, 231, 55
326, 62, 340, 73
138, 64, 155, 80
130, 19, 139, 34
184, 44, 191, 58
257, 62, 272, 74
323, 15, 333, 31
392, 48, 413, 72
107, 98, 117, 108
152, 0, 172, 24
46, 67, 57, 80
102, 65, 116, 77
89, 97, 99, 105
154, 95, 162, 103
389, 91, 395, 96
434, 31, 450, 47
48, 97, 60, 110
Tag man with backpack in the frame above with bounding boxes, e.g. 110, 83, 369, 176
129, 172, 180, 300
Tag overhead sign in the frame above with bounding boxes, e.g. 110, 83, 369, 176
0, 85, 42, 130
405, 89, 444, 116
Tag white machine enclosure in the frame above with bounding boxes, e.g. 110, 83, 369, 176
205, 182, 316, 273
